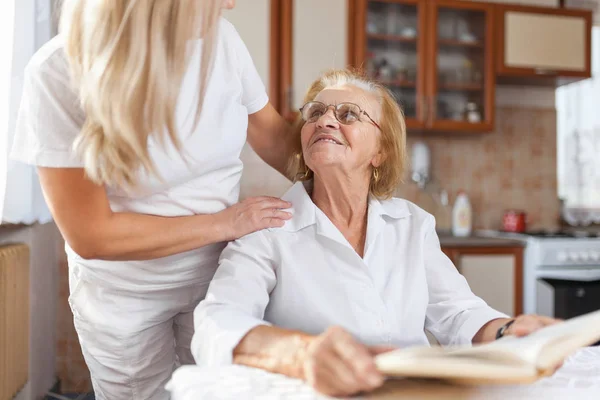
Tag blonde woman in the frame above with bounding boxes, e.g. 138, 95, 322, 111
10, 1, 294, 399
189, 69, 560, 397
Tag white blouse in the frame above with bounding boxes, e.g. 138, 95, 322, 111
192, 182, 507, 366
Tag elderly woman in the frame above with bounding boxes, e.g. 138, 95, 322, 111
191, 70, 558, 397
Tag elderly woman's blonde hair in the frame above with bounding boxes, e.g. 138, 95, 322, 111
60, 0, 222, 189
288, 69, 407, 199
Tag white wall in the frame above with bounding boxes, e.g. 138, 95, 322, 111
222, 1, 270, 86
292, 0, 348, 109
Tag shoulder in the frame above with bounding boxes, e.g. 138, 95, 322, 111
379, 197, 435, 229
217, 17, 244, 48
217, 17, 252, 61
218, 17, 238, 36
23, 35, 79, 105
25, 35, 70, 82
222, 229, 274, 257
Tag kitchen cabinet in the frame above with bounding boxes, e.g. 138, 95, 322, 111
351, 0, 496, 133
273, 0, 592, 130
495, 4, 592, 85
442, 246, 523, 316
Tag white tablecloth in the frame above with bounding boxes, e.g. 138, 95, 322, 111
166, 347, 600, 399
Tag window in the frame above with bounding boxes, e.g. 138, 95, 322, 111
0, 1, 15, 220
556, 26, 600, 225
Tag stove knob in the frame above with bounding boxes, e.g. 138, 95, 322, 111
557, 251, 568, 263
590, 251, 600, 262
569, 252, 580, 262
579, 252, 590, 262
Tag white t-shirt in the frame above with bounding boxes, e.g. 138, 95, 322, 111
10, 18, 269, 290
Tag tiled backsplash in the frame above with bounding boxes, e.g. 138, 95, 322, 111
399, 106, 560, 231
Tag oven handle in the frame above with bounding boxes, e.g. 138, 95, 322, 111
536, 268, 600, 282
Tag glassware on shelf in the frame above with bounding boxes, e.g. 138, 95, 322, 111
366, 52, 377, 78
398, 26, 417, 39
466, 102, 481, 123
367, 12, 386, 34
396, 66, 408, 83
377, 59, 394, 81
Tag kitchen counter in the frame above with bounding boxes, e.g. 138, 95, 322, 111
437, 232, 525, 248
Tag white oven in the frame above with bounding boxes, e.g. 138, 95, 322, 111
482, 230, 600, 319
522, 235, 600, 319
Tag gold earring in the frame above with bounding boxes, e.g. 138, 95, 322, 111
373, 168, 380, 183
302, 167, 311, 179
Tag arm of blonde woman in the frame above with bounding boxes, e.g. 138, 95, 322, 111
37, 167, 292, 261
247, 103, 295, 179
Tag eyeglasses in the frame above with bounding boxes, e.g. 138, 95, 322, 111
299, 101, 381, 131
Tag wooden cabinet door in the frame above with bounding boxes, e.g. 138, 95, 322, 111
444, 246, 524, 316
458, 254, 516, 317
426, 0, 495, 133
496, 4, 592, 81
353, 0, 428, 130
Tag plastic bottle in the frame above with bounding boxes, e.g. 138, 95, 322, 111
452, 191, 472, 237
435, 190, 452, 233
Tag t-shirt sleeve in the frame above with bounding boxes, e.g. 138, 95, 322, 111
10, 47, 86, 168
225, 21, 269, 115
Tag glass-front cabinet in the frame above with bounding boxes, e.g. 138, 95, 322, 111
363, 0, 426, 129
353, 0, 495, 133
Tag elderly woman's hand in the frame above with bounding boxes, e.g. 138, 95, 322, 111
502, 314, 562, 337
474, 314, 562, 343
301, 326, 393, 397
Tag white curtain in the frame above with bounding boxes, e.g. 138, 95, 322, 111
1, 0, 54, 224
556, 27, 600, 225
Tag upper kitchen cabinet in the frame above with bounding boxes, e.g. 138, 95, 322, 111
355, 0, 427, 130
429, 0, 495, 132
352, 0, 496, 133
495, 4, 593, 85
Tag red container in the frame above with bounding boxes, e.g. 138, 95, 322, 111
503, 210, 527, 233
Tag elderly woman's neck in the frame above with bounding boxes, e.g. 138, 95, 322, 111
311, 176, 370, 227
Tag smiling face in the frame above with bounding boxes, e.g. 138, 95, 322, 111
300, 85, 383, 179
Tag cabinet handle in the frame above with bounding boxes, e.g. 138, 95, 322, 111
534, 68, 558, 75
431, 96, 437, 122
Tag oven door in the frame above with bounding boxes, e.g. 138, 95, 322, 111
536, 267, 600, 320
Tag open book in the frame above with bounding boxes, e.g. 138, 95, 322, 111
375, 309, 600, 384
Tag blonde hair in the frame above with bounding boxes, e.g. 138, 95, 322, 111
288, 69, 407, 199
60, 0, 222, 188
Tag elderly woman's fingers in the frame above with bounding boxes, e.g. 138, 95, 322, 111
303, 327, 383, 396
369, 345, 397, 355
329, 329, 384, 389
312, 351, 365, 395
307, 363, 360, 397
509, 315, 562, 337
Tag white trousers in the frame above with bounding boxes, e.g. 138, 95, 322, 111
68, 262, 210, 400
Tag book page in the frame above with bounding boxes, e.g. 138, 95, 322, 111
449, 309, 600, 367
376, 310, 600, 381
375, 346, 538, 384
